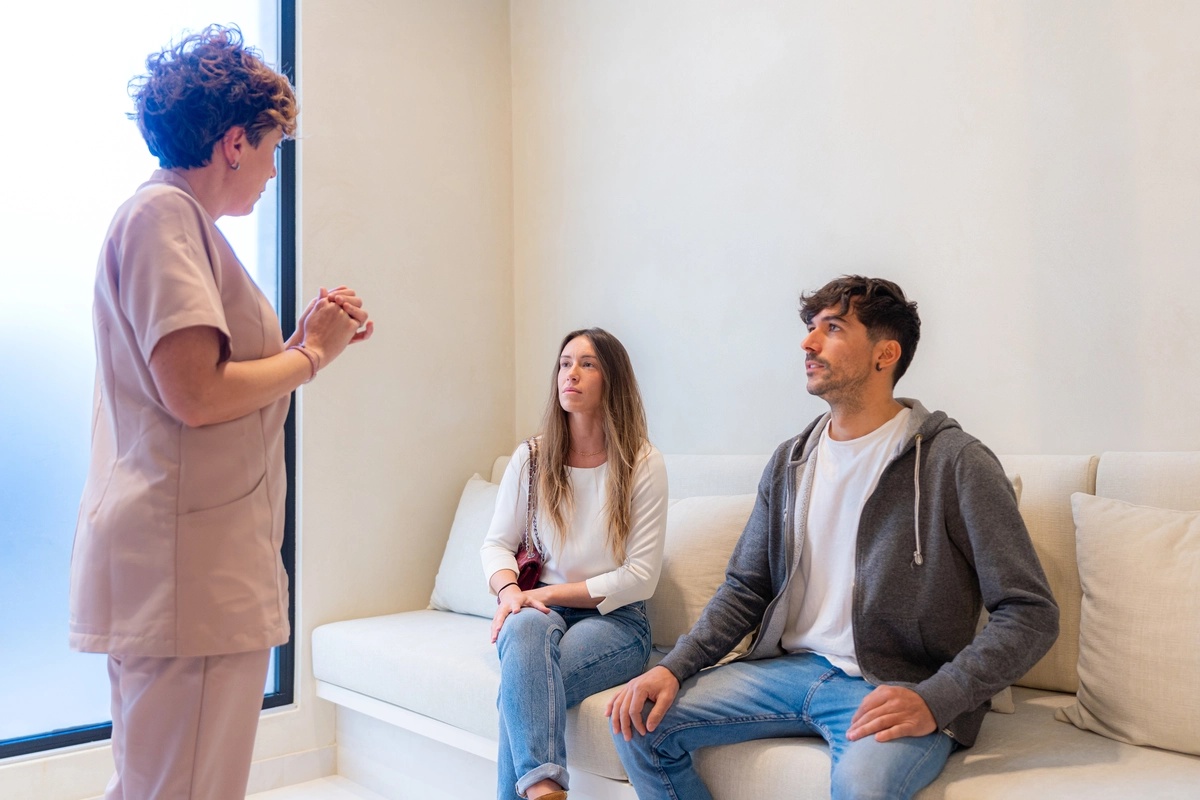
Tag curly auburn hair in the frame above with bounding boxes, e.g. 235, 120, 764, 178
129, 24, 297, 169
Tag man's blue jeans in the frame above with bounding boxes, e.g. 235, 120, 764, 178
496, 600, 651, 799
612, 652, 956, 800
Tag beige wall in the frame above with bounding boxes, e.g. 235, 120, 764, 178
511, 0, 1200, 455
291, 0, 515, 767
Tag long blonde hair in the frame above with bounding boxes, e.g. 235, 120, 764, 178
536, 328, 648, 562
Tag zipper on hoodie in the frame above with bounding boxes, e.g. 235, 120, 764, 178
911, 433, 924, 567
746, 433, 809, 658
752, 453, 797, 641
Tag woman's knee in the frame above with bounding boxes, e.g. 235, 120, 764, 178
497, 608, 563, 654
559, 617, 649, 689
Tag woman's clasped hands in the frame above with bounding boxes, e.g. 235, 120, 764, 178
296, 285, 374, 374
490, 583, 551, 644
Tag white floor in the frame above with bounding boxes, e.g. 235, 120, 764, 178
248, 776, 387, 800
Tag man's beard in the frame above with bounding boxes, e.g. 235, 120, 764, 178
806, 360, 871, 411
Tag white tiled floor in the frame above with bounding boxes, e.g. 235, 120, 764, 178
248, 776, 387, 800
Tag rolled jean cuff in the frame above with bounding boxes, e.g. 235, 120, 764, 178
516, 762, 569, 796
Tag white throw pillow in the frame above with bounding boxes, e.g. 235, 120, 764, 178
429, 475, 500, 619
1054, 493, 1200, 756
649, 494, 757, 650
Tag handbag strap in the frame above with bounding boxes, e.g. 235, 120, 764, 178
523, 436, 541, 555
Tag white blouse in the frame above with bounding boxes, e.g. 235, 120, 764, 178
480, 441, 668, 614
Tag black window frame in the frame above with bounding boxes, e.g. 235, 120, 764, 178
265, 0, 299, 714
0, 0, 297, 760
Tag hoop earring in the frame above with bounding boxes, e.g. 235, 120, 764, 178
230, 162, 241, 171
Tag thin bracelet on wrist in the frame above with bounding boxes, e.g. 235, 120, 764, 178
495, 581, 519, 603
288, 343, 319, 383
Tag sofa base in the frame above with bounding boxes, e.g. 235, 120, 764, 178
318, 677, 1200, 800
322, 683, 638, 800
318, 681, 496, 762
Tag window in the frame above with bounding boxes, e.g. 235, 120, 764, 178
0, 0, 295, 759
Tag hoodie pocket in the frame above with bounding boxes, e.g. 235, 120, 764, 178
868, 615, 938, 673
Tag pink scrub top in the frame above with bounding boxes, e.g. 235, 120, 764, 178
69, 170, 290, 658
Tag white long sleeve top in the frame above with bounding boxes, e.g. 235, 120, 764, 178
480, 441, 668, 615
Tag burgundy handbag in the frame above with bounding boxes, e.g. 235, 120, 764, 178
514, 436, 544, 591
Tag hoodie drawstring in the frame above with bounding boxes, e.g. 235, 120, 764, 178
912, 433, 924, 567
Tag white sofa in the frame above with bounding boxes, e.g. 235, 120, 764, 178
312, 451, 1200, 798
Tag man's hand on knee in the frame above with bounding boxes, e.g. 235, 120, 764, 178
847, 685, 937, 742
605, 665, 680, 740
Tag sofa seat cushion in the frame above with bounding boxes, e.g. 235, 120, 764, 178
314, 616, 1200, 796
692, 688, 1200, 799
565, 686, 633, 780
314, 610, 500, 740
925, 688, 1200, 798
312, 609, 641, 781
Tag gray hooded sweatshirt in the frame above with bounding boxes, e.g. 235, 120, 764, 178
658, 399, 1058, 746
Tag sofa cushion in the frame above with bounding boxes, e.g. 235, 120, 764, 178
564, 688, 629, 780
429, 475, 499, 619
1095, 450, 1200, 511
314, 610, 500, 740
313, 609, 637, 781
924, 688, 1200, 797
314, 613, 1200, 796
660, 454, 769, 499
1053, 494, 1200, 756
996, 454, 1098, 693
648, 494, 756, 650
691, 687, 1200, 799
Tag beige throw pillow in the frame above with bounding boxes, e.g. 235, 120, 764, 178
649, 494, 757, 649
429, 475, 500, 619
1055, 493, 1200, 756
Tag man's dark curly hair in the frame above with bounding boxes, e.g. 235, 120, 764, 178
129, 24, 297, 169
800, 275, 921, 385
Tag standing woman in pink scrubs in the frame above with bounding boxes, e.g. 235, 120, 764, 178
69, 25, 372, 800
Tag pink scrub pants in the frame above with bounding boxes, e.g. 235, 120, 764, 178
104, 649, 271, 800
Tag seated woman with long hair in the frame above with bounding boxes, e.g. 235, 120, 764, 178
481, 327, 668, 800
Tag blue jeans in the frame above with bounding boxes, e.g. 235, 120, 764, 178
612, 652, 956, 800
496, 600, 651, 799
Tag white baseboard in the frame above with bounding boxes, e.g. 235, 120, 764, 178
247, 744, 337, 795
0, 740, 115, 800
0, 738, 335, 800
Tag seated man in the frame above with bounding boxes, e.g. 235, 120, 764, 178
607, 275, 1058, 800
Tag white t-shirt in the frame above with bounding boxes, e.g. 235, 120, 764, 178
781, 407, 912, 675
480, 441, 669, 615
